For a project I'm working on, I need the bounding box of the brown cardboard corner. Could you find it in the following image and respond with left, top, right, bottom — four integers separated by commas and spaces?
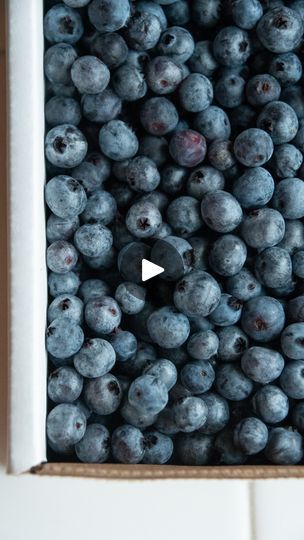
29, 462, 304, 480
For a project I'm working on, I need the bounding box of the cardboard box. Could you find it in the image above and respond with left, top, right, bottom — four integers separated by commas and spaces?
7, 0, 304, 480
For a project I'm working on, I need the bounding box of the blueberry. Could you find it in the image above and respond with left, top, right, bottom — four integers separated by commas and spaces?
187, 330, 219, 361
48, 366, 83, 403
48, 294, 83, 325
188, 237, 209, 271
215, 73, 245, 109
47, 240, 78, 274
46, 176, 87, 219
280, 360, 304, 399
209, 294, 242, 327
193, 106, 231, 142
201, 190, 242, 233
109, 330, 137, 362
166, 196, 203, 238
46, 317, 84, 359
213, 26, 251, 67
45, 96, 81, 126
272, 178, 304, 219
137, 1, 168, 31
179, 73, 213, 113
257, 101, 299, 144
174, 270, 221, 317
85, 296, 121, 335
112, 64, 147, 102
44, 43, 78, 85
197, 393, 229, 435
88, 0, 131, 33
124, 12, 162, 51
255, 247, 292, 289
44, 4, 83, 44
74, 223, 112, 258
111, 425, 145, 464
172, 396, 208, 432
191, 0, 222, 28
90, 32, 128, 69
293, 249, 304, 278
226, 268, 262, 302
128, 374, 168, 415
146, 56, 183, 95
231, 0, 263, 29
209, 234, 247, 277
214, 428, 246, 465
81, 190, 117, 227
75, 423, 110, 463
252, 385, 289, 424
234, 128, 274, 168
180, 360, 215, 394
126, 201, 162, 239
139, 135, 169, 167
232, 167, 274, 209
118, 241, 151, 283
71, 56, 110, 95
169, 129, 207, 168
188, 41, 219, 78
99, 120, 139, 161
160, 164, 187, 194
157, 26, 195, 63
115, 282, 146, 315
74, 338, 116, 378
151, 235, 193, 281
139, 190, 169, 213
147, 306, 190, 348
143, 359, 177, 390
176, 432, 213, 465
207, 140, 236, 171
125, 50, 151, 71
257, 6, 303, 53
48, 271, 80, 298
280, 84, 304, 119
119, 340, 157, 377
234, 417, 268, 455
246, 74, 281, 107
292, 402, 304, 434
278, 220, 304, 255
241, 295, 285, 342
287, 295, 304, 323
270, 144, 303, 179
126, 156, 160, 193
84, 373, 122, 415
216, 365, 253, 401
269, 52, 302, 86
45, 124, 88, 168
241, 346, 284, 384
217, 326, 249, 362
291, 0, 304, 21
265, 427, 303, 464
241, 208, 285, 249
142, 431, 173, 464
140, 97, 179, 136
78, 279, 110, 303
74, 152, 111, 193
46, 213, 80, 243
120, 399, 157, 429
47, 403, 86, 453
281, 322, 304, 359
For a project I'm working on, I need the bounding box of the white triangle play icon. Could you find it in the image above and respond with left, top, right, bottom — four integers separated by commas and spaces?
142, 259, 164, 282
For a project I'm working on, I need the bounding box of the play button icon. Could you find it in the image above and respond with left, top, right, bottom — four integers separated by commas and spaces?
142, 259, 164, 282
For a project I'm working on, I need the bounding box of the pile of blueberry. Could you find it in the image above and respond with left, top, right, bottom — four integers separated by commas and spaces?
44, 0, 304, 466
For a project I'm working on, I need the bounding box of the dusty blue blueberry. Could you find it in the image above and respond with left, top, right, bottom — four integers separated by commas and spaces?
48, 271, 80, 298
73, 152, 111, 193
115, 282, 146, 315
47, 294, 83, 325
140, 97, 179, 136
241, 346, 284, 384
124, 12, 162, 51
157, 26, 194, 63
214, 428, 246, 465
291, 0, 304, 21
188, 41, 218, 78
46, 175, 87, 219
74, 223, 112, 258
81, 190, 117, 227
292, 402, 304, 434
152, 222, 172, 240
207, 140, 236, 171
217, 326, 249, 362
172, 396, 208, 432
48, 366, 83, 404
231, 0, 263, 29
209, 234, 247, 277
257, 6, 303, 53
213, 26, 251, 67
128, 374, 168, 415
118, 241, 150, 283
174, 270, 221, 317
45, 96, 81, 126
109, 330, 137, 362
164, 0, 189, 25
216, 364, 253, 401
71, 56, 110, 95
151, 235, 193, 281
179, 73, 213, 113
167, 196, 203, 238
112, 64, 147, 102
226, 268, 262, 302
90, 32, 128, 69
46, 317, 84, 359
209, 294, 243, 327
198, 392, 229, 435
125, 50, 151, 71
180, 360, 215, 394
186, 165, 224, 200
234, 128, 274, 167
241, 296, 285, 342
118, 341, 157, 377
187, 330, 219, 361
99, 120, 139, 161
85, 296, 121, 335
215, 73, 245, 109
111, 425, 145, 464
46, 213, 79, 243
126, 201, 162, 238
137, 1, 168, 30
44, 4, 83, 44
201, 191, 242, 233
143, 359, 177, 390
88, 0, 131, 33
293, 249, 304, 278
252, 385, 289, 423
120, 399, 157, 429
47, 241, 78, 274
265, 427, 303, 464
234, 417, 268, 455
126, 156, 160, 193
75, 423, 110, 463
147, 306, 190, 348
272, 178, 304, 219
142, 431, 173, 464
45, 124, 88, 168
287, 295, 304, 323
257, 101, 299, 144
269, 52, 302, 86
160, 164, 187, 194
84, 373, 122, 415
47, 403, 86, 453
139, 191, 169, 213
241, 208, 285, 249
280, 360, 304, 399
246, 74, 281, 107
78, 279, 110, 303
193, 106, 231, 142
74, 338, 116, 378
255, 247, 292, 288
281, 323, 304, 359
154, 406, 179, 435
146, 56, 183, 95
139, 135, 169, 167
82, 88, 122, 124
191, 0, 222, 27
176, 432, 213, 465
44, 43, 78, 85
84, 248, 116, 270
293, 118, 304, 152
232, 167, 274, 209
169, 129, 207, 168
273, 144, 303, 180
